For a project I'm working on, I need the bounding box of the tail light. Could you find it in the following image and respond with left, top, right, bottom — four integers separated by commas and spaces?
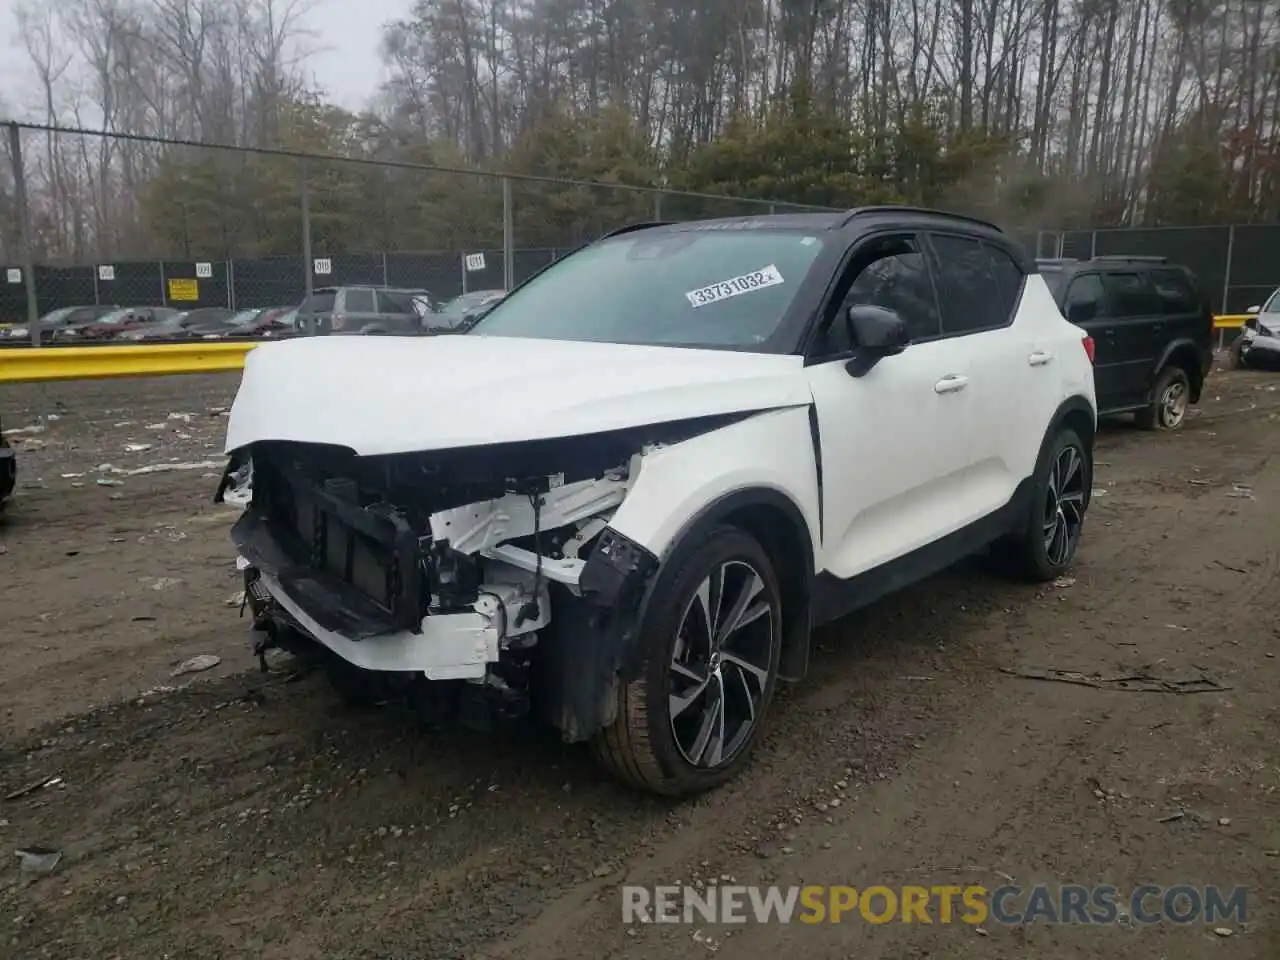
1081, 334, 1095, 363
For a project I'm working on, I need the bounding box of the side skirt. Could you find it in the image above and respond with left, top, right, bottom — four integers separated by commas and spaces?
811, 477, 1034, 628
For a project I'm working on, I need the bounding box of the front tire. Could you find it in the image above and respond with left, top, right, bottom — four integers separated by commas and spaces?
993, 428, 1090, 582
1135, 366, 1190, 430
592, 526, 783, 797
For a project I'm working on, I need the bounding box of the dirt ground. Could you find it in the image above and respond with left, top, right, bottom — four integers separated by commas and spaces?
0, 366, 1278, 960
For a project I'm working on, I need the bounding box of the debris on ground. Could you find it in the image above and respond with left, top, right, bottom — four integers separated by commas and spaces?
1052, 576, 1076, 588
15, 846, 62, 874
4, 774, 63, 802
124, 443, 153, 453
1001, 668, 1229, 694
171, 654, 222, 677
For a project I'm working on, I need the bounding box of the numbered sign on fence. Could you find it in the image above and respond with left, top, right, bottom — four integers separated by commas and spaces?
5, 268, 20, 284
98, 265, 115, 281
313, 258, 332, 275
464, 253, 486, 272
195, 262, 212, 279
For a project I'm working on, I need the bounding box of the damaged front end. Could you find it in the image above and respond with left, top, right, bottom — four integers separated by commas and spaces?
215, 424, 724, 738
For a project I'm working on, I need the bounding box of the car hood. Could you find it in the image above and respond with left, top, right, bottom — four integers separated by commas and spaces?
224, 335, 810, 456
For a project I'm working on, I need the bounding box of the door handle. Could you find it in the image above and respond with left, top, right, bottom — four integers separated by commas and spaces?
934, 374, 969, 394
1028, 351, 1054, 366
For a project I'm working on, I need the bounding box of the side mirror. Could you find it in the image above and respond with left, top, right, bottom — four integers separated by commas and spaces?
1246, 305, 1261, 314
844, 304, 909, 377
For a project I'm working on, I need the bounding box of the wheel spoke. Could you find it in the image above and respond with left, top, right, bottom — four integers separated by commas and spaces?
669, 673, 709, 720
687, 676, 724, 765
715, 570, 767, 645
722, 651, 769, 690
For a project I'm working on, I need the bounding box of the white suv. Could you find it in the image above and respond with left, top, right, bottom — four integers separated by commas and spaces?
219, 207, 1097, 796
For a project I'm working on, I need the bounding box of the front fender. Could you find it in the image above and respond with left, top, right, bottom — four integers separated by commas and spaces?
607, 406, 821, 565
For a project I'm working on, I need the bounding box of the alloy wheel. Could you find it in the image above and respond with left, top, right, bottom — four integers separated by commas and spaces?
1160, 380, 1188, 427
1043, 444, 1087, 567
667, 560, 777, 769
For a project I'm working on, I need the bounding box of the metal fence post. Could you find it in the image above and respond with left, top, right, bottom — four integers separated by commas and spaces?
502, 177, 514, 291
653, 192, 663, 221
300, 158, 314, 334
8, 122, 40, 346
460, 252, 469, 295
381, 251, 389, 288
1221, 224, 1235, 316
159, 260, 167, 306
1090, 231, 1098, 259
227, 259, 236, 310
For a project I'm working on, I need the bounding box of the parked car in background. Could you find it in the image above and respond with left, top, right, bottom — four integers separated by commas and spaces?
1037, 255, 1213, 429
1233, 287, 1280, 369
213, 306, 299, 339
118, 307, 237, 340
295, 286, 433, 335
427, 289, 506, 332
1, 305, 119, 342
0, 413, 14, 516
74, 306, 179, 341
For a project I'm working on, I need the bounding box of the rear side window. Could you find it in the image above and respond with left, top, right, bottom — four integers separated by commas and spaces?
1101, 272, 1160, 316
343, 289, 376, 312
928, 234, 1024, 335
377, 291, 416, 314
1150, 268, 1198, 315
1063, 274, 1106, 323
300, 292, 336, 312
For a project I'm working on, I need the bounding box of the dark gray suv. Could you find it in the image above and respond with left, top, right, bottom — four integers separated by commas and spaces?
295, 286, 433, 335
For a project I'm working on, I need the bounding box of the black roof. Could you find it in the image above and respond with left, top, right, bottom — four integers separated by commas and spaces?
614, 205, 1004, 237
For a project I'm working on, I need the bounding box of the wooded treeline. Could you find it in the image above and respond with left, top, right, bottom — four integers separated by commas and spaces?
2, 0, 1279, 264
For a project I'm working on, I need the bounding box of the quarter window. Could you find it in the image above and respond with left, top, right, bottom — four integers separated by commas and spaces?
929, 234, 1025, 334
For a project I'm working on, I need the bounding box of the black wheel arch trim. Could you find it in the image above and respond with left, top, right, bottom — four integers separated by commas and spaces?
600, 486, 815, 676
1152, 338, 1207, 401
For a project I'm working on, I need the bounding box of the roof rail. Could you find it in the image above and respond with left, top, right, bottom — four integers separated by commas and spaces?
598, 220, 672, 240
839, 205, 1001, 231
1091, 254, 1169, 263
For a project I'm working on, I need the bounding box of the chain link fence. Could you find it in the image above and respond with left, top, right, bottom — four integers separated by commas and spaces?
3, 122, 1278, 332
0, 123, 836, 334
1032, 227, 1276, 315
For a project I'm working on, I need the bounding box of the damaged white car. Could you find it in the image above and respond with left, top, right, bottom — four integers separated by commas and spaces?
218, 209, 1098, 796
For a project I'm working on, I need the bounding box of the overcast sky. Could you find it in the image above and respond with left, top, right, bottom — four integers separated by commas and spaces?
0, 0, 410, 119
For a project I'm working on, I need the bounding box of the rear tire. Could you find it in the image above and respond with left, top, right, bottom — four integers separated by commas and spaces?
1135, 366, 1190, 430
992, 428, 1090, 582
592, 525, 783, 797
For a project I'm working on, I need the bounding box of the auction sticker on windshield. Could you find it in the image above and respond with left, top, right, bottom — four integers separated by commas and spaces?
685, 265, 784, 308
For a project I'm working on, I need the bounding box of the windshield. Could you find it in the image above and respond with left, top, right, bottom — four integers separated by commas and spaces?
37, 308, 73, 326
95, 309, 131, 324
1262, 290, 1280, 314
227, 310, 261, 326
468, 229, 825, 349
